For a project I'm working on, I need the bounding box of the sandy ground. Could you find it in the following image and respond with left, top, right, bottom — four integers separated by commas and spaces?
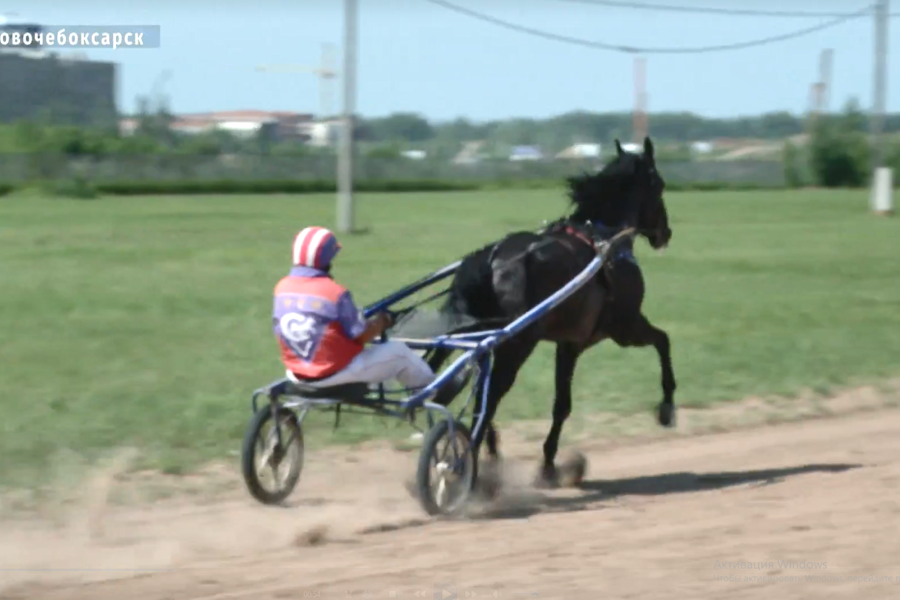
3, 386, 900, 600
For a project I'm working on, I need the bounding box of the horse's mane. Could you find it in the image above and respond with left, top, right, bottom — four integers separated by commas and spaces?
564, 152, 642, 225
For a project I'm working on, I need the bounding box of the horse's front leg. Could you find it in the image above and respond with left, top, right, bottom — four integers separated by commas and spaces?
611, 313, 676, 427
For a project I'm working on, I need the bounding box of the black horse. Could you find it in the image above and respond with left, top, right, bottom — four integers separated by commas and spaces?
426, 136, 675, 487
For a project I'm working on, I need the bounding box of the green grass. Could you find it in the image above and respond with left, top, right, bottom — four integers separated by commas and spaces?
1, 189, 899, 487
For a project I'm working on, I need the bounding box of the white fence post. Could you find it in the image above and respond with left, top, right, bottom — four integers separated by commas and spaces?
871, 167, 894, 215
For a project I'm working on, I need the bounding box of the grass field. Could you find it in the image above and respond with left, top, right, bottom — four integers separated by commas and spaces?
1, 189, 899, 488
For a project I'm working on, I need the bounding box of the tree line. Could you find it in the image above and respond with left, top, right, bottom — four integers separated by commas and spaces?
4, 93, 897, 157
1, 95, 898, 192
356, 98, 900, 149
784, 101, 899, 188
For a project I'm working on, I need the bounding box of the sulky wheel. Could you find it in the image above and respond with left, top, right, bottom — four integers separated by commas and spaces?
241, 402, 304, 505
415, 418, 476, 516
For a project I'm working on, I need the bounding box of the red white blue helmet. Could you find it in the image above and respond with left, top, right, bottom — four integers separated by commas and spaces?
292, 226, 341, 270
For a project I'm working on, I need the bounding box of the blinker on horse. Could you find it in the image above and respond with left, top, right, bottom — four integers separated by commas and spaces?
427, 136, 675, 487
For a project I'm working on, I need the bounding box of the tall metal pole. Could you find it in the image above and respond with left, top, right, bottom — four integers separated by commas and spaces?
819, 48, 833, 114
337, 0, 357, 234
872, 0, 889, 170
633, 56, 647, 143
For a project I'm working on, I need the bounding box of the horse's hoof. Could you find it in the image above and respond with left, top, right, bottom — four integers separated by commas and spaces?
476, 459, 503, 500
658, 402, 676, 427
558, 451, 588, 488
534, 464, 560, 489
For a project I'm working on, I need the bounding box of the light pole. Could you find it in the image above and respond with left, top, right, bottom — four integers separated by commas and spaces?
871, 0, 893, 215
336, 0, 358, 234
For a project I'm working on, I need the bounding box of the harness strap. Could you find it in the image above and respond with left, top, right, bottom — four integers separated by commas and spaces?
555, 222, 638, 266
562, 225, 595, 251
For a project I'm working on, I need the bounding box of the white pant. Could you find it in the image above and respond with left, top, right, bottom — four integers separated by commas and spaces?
287, 341, 436, 390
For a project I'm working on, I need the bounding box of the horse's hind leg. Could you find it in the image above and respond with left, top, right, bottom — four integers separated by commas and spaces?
426, 346, 454, 378
538, 342, 582, 487
426, 328, 506, 453
611, 313, 676, 427
429, 345, 500, 454
426, 346, 456, 407
485, 423, 500, 458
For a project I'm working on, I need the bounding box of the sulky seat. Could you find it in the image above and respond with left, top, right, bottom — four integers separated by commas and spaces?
274, 379, 371, 402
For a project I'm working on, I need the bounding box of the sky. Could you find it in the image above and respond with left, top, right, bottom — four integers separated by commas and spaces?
5, 0, 899, 122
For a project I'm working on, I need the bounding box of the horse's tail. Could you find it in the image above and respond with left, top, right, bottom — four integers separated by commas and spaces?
438, 239, 505, 327
491, 241, 535, 320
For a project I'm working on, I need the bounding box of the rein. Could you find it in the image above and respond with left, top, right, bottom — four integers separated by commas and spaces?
387, 232, 561, 322
386, 221, 637, 325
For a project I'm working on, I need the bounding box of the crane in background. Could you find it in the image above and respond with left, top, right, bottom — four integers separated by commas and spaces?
255, 43, 338, 119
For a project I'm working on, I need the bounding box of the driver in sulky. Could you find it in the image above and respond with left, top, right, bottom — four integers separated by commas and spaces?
272, 226, 436, 392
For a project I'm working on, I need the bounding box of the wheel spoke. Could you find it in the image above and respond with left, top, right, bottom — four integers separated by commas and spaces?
434, 461, 450, 507
280, 426, 301, 453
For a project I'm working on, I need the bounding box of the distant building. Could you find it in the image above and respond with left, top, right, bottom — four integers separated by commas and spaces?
401, 150, 427, 160
453, 140, 486, 165
168, 116, 216, 136
0, 16, 117, 125
0, 14, 43, 55
210, 111, 278, 137
303, 119, 340, 146
118, 118, 139, 136
509, 145, 542, 161
556, 143, 602, 159
690, 141, 714, 154
199, 110, 312, 139
121, 110, 315, 141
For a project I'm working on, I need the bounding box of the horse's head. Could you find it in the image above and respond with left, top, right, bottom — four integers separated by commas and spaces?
627, 137, 671, 249
566, 136, 671, 250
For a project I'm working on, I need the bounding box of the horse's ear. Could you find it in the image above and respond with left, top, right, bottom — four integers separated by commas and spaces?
615, 138, 624, 157
643, 136, 654, 160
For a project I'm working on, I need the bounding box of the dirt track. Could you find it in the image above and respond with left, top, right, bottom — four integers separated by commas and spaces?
3, 397, 900, 600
